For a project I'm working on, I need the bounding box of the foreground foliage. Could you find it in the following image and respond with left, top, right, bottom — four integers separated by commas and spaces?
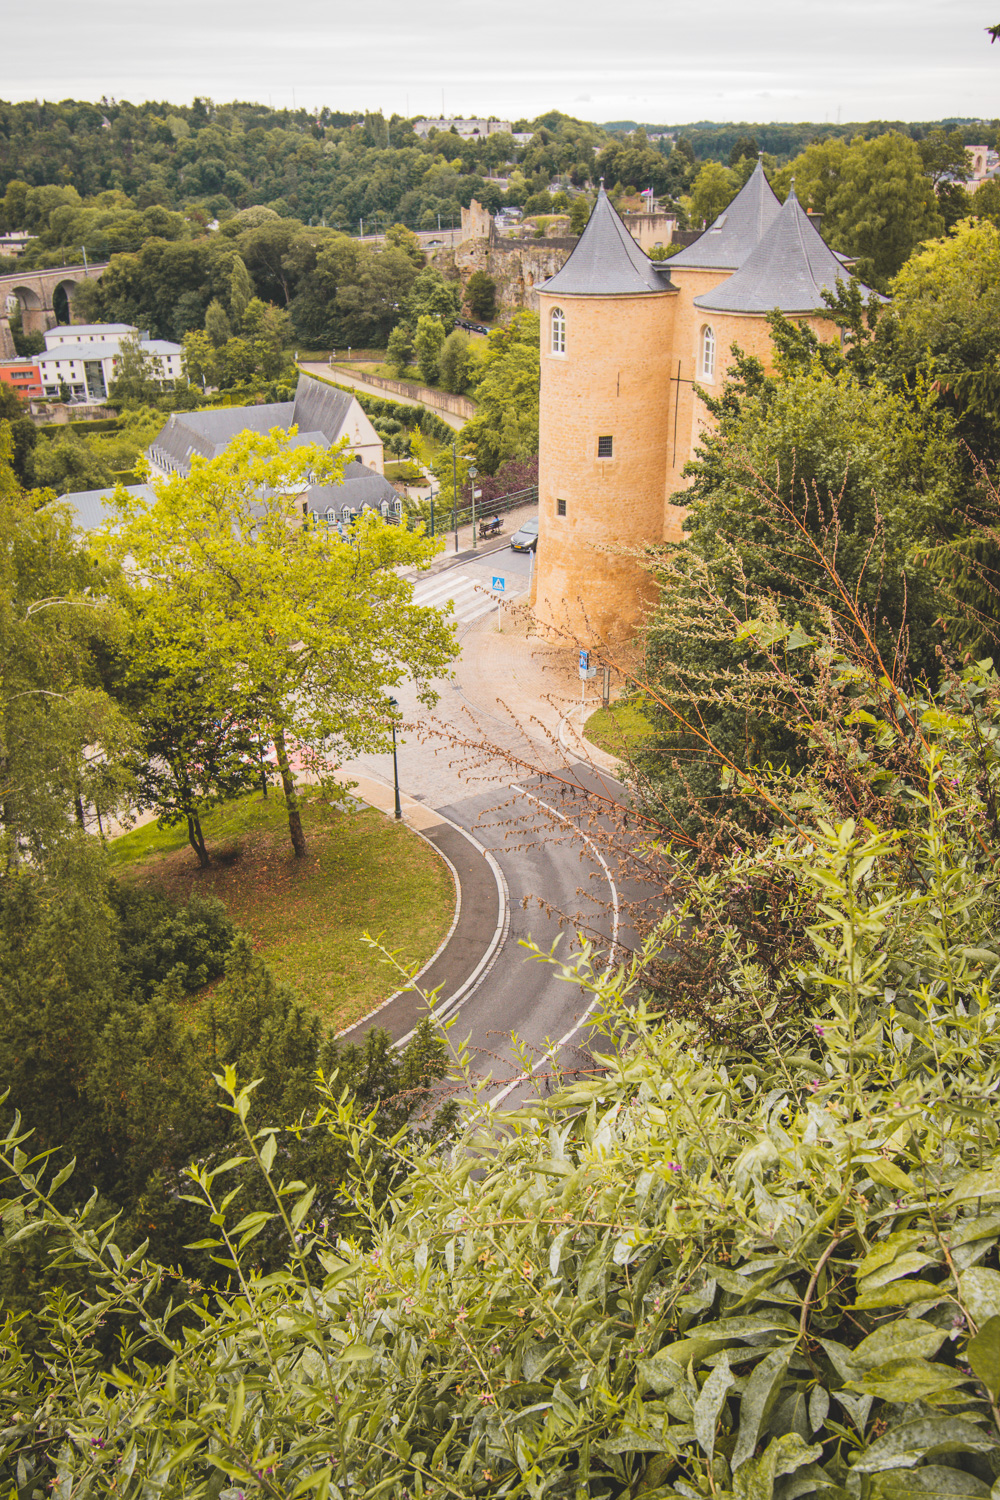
7, 646, 1000, 1496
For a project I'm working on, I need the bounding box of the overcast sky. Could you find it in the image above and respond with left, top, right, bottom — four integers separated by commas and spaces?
5, 0, 998, 126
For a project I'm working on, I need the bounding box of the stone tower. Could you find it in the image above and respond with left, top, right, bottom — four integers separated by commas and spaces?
534, 186, 677, 644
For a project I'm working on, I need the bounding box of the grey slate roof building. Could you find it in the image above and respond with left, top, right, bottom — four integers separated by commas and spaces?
309, 457, 400, 514
147, 377, 370, 478
539, 185, 675, 297
694, 187, 880, 316
667, 158, 781, 272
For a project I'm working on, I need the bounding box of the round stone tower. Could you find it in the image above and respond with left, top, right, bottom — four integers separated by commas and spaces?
534, 186, 677, 644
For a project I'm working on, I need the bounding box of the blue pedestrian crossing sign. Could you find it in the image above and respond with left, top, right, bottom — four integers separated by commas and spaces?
492, 575, 505, 592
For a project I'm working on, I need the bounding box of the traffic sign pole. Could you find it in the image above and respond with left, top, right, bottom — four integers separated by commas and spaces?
492, 575, 505, 632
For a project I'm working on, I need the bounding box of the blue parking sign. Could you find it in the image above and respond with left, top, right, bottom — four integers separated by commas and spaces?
579, 650, 589, 672
492, 576, 505, 592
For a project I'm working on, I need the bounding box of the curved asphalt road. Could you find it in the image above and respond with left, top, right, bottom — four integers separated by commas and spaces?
338, 543, 635, 1102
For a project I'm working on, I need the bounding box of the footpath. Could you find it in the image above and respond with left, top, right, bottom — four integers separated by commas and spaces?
298, 361, 466, 432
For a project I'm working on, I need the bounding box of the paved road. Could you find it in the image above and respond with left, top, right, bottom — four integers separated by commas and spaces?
341, 536, 633, 1103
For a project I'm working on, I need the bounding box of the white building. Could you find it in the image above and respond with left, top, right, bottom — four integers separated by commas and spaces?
43, 323, 138, 349
413, 117, 512, 140
38, 326, 182, 402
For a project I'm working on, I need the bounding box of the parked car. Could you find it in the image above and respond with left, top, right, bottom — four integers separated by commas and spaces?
510, 517, 539, 553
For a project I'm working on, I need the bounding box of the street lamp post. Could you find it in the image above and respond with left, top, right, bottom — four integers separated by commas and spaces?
452, 439, 459, 552
469, 466, 479, 550
389, 696, 402, 819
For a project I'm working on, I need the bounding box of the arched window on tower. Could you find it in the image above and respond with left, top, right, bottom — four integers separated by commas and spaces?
551, 306, 566, 355
700, 324, 716, 382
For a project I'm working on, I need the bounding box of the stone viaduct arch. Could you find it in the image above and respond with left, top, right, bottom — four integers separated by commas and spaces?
0, 261, 109, 341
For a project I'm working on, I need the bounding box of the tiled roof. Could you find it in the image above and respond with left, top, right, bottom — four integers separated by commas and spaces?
539, 186, 675, 297
694, 188, 882, 315
668, 158, 781, 271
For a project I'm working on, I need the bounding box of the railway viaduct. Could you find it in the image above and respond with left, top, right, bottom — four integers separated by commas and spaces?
0, 262, 109, 357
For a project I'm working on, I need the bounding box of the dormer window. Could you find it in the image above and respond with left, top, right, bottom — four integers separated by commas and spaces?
700, 325, 716, 382
550, 306, 566, 355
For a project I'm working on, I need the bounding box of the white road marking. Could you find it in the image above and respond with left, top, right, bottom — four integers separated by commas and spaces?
412, 570, 526, 627
489, 783, 621, 1109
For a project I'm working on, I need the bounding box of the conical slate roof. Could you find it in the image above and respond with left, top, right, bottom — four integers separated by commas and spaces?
693, 187, 879, 315
539, 185, 674, 297
668, 157, 781, 271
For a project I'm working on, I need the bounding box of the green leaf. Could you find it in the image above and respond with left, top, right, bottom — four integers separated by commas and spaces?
852, 1417, 997, 1474
229, 1379, 244, 1442
856, 1232, 925, 1280
733, 1433, 823, 1500
848, 1357, 972, 1404
260, 1133, 277, 1173
849, 1318, 947, 1370
961, 1268, 1000, 1326
731, 1346, 792, 1472
857, 1251, 937, 1292
946, 1168, 1000, 1208
855, 1279, 943, 1310
874, 1468, 991, 1497
338, 1342, 375, 1362
967, 1315, 1000, 1400
693, 1352, 733, 1461
290, 1185, 316, 1231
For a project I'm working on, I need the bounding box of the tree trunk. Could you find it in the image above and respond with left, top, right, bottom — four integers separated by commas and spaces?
273, 726, 307, 858
186, 812, 210, 868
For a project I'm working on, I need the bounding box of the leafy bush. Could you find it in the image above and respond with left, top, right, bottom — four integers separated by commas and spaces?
9, 645, 1000, 1496
108, 882, 236, 999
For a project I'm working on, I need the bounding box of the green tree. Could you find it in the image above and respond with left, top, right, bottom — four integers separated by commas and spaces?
103, 429, 457, 858
569, 194, 591, 234
688, 161, 737, 228
114, 615, 269, 867
383, 221, 424, 266
728, 133, 759, 167
404, 265, 461, 326
465, 269, 497, 320
0, 427, 133, 861
204, 297, 231, 348
826, 131, 943, 286
413, 314, 445, 384
385, 323, 412, 376
229, 253, 255, 328
438, 329, 473, 393
644, 351, 957, 831
108, 335, 167, 407
461, 312, 540, 474
181, 328, 217, 387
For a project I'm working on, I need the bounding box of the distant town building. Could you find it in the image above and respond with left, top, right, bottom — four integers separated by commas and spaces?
36, 324, 182, 401
413, 117, 512, 140
43, 323, 137, 348
0, 356, 43, 399
966, 144, 1000, 188
0, 231, 33, 259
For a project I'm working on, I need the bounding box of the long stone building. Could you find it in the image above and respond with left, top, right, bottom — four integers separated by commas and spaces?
532, 162, 876, 643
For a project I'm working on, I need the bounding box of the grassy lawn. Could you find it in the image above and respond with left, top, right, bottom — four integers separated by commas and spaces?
109, 791, 454, 1033
385, 459, 425, 483
583, 700, 657, 760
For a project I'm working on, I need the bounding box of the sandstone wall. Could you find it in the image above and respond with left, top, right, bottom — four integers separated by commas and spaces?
534, 287, 678, 644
